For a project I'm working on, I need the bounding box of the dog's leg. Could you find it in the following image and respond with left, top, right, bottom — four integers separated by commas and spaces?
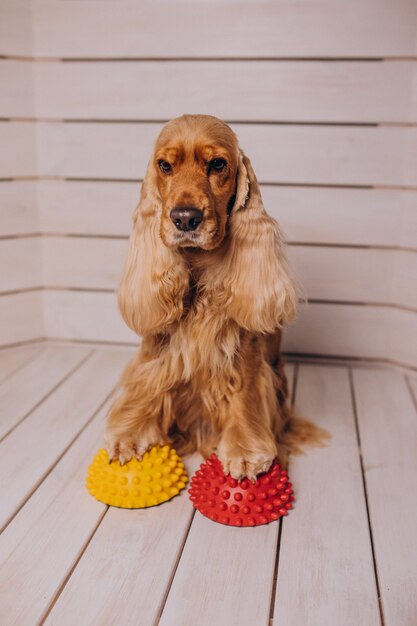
214, 339, 280, 482
104, 337, 176, 464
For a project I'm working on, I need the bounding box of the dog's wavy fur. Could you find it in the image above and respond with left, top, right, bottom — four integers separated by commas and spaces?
105, 114, 323, 480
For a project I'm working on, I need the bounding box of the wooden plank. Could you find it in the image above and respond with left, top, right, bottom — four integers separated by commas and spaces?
42, 236, 127, 291
0, 182, 38, 237
42, 290, 417, 367
0, 351, 132, 626
407, 375, 417, 404
0, 401, 109, 626
43, 289, 137, 344
159, 365, 294, 626
38, 180, 417, 249
0, 344, 41, 385
32, 0, 417, 58
34, 60, 417, 123
0, 237, 42, 293
38, 180, 136, 237
283, 302, 417, 369
289, 247, 417, 310
37, 122, 417, 186
0, 60, 34, 118
43, 455, 201, 626
0, 122, 36, 178
42, 237, 417, 310
353, 368, 417, 626
274, 365, 380, 626
0, 2, 33, 57
0, 291, 43, 346
0, 349, 130, 530
0, 345, 90, 440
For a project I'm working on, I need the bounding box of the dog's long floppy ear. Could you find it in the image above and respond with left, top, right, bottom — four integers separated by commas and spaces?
222, 150, 299, 333
118, 160, 189, 335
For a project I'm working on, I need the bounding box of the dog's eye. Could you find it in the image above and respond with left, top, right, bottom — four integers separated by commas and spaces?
209, 158, 227, 173
158, 160, 172, 174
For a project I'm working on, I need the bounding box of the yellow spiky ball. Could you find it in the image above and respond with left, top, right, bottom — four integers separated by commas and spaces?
86, 445, 188, 509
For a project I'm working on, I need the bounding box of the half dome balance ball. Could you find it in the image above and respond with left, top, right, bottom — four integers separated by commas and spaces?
189, 453, 294, 527
86, 445, 188, 509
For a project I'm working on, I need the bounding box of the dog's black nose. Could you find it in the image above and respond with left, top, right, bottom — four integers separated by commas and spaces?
170, 207, 203, 231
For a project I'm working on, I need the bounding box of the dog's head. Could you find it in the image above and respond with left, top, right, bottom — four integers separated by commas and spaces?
119, 114, 298, 336
152, 114, 239, 250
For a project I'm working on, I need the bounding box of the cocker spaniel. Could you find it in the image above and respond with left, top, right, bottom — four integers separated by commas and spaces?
105, 114, 312, 481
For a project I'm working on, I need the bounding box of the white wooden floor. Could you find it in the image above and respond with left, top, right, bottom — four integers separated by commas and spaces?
0, 342, 416, 626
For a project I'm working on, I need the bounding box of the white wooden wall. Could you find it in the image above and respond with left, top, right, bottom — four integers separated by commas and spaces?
1, 0, 417, 368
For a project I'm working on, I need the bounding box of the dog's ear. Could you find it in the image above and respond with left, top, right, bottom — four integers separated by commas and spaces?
118, 160, 189, 335
220, 150, 299, 333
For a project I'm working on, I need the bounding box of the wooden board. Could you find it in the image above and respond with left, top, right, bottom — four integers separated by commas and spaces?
159, 365, 294, 626
0, 60, 34, 118
274, 365, 380, 626
0, 400, 110, 626
0, 291, 43, 345
283, 302, 417, 369
37, 180, 417, 249
41, 236, 417, 310
0, 344, 40, 385
43, 455, 201, 626
353, 368, 417, 626
37, 122, 417, 186
0, 122, 36, 179
29, 60, 417, 123
31, 0, 417, 58
0, 349, 128, 531
0, 237, 42, 293
0, 182, 38, 237
41, 289, 417, 367
43, 289, 138, 345
0, 3, 33, 57
0, 345, 90, 440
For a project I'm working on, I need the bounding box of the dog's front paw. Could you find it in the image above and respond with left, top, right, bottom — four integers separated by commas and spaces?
104, 424, 165, 465
217, 439, 277, 482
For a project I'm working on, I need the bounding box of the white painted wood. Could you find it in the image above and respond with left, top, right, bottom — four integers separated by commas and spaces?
43, 289, 137, 344
38, 180, 417, 249
44, 455, 201, 626
41, 236, 417, 310
407, 374, 417, 404
0, 344, 41, 385
0, 345, 90, 440
42, 290, 417, 367
42, 236, 127, 291
33, 60, 417, 123
0, 349, 129, 530
0, 60, 35, 118
0, 291, 43, 345
353, 368, 417, 626
37, 122, 417, 186
283, 302, 417, 369
0, 122, 36, 178
159, 365, 294, 626
0, 237, 42, 293
0, 182, 38, 236
38, 180, 137, 237
32, 0, 417, 58
274, 365, 380, 626
0, 351, 132, 626
289, 246, 417, 310
0, 2, 33, 57
161, 515, 278, 626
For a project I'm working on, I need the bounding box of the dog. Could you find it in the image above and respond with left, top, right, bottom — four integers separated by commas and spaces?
104, 114, 315, 481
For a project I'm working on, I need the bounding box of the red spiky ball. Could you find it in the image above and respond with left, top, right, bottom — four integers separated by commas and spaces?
189, 453, 294, 527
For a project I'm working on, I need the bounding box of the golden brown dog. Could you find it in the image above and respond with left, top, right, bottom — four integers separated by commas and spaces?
104, 114, 313, 481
